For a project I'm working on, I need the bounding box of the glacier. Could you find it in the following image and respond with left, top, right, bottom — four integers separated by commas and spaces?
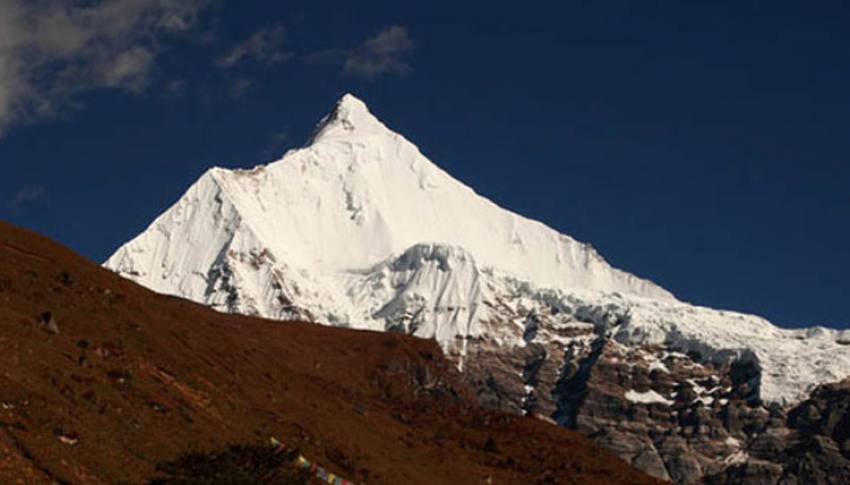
105, 93, 850, 406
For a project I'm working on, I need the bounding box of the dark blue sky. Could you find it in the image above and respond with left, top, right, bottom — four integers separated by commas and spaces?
1, 1, 848, 328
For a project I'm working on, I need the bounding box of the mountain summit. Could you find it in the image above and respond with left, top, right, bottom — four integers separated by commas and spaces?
310, 93, 390, 142
106, 93, 671, 337
106, 94, 850, 482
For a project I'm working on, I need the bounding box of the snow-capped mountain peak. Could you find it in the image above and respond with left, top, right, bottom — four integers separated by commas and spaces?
310, 93, 391, 143
106, 94, 850, 411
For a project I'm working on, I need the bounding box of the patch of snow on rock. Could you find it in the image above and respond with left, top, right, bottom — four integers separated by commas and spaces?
625, 389, 673, 406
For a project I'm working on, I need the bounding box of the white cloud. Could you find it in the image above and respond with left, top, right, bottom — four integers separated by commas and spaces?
304, 25, 415, 81
215, 25, 291, 68
343, 25, 414, 80
7, 184, 48, 214
0, 0, 210, 136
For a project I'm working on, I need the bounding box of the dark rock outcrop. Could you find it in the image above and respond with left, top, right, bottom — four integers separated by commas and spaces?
462, 312, 850, 484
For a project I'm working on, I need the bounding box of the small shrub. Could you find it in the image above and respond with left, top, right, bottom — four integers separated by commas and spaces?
483, 436, 499, 453
149, 444, 310, 484
58, 271, 74, 286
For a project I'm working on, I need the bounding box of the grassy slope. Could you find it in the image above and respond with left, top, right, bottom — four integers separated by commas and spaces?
0, 221, 661, 484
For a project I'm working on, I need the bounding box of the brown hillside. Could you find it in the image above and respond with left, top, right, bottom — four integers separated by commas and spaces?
0, 221, 661, 484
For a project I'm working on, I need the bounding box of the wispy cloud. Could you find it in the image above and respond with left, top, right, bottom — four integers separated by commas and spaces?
7, 184, 49, 214
215, 25, 292, 68
261, 129, 290, 159
305, 25, 414, 81
343, 25, 414, 80
163, 78, 188, 98
229, 77, 253, 98
0, 0, 211, 137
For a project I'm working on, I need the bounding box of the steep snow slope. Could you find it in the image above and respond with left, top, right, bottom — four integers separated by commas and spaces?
106, 94, 850, 407
106, 94, 669, 325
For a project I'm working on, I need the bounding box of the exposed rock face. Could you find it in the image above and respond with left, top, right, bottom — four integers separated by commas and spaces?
462, 309, 850, 484
705, 379, 850, 484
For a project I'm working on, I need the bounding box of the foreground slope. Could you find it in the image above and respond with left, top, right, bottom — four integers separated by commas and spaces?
0, 221, 659, 484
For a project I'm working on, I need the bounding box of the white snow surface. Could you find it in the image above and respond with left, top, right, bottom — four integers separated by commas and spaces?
105, 93, 850, 407
625, 389, 673, 406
